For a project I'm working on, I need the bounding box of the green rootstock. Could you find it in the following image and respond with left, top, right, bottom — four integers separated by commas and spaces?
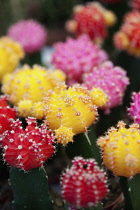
128, 174, 140, 210
9, 167, 53, 210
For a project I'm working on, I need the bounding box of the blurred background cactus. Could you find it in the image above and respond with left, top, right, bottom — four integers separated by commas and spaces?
1, 0, 140, 210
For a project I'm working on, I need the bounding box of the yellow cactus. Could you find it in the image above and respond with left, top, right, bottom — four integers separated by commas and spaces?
43, 84, 98, 136
0, 46, 19, 82
97, 121, 140, 178
90, 87, 108, 108
2, 64, 66, 105
17, 99, 33, 117
32, 102, 45, 119
0, 36, 25, 59
55, 126, 74, 145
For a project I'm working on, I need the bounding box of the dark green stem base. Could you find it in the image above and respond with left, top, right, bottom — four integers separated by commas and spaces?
128, 174, 140, 210
9, 167, 53, 210
119, 176, 134, 210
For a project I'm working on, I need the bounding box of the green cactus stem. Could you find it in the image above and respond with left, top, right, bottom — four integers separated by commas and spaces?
127, 174, 140, 210
119, 176, 134, 210
66, 125, 101, 165
64, 201, 102, 210
9, 167, 53, 210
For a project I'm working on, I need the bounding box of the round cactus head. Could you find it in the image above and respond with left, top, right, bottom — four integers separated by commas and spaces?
61, 156, 108, 208
97, 121, 140, 177
8, 19, 47, 54
2, 117, 55, 171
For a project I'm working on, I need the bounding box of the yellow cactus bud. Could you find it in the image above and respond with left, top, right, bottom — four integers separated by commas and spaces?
90, 87, 108, 108
103, 11, 117, 27
44, 84, 98, 135
0, 47, 19, 82
0, 36, 25, 59
52, 69, 66, 82
2, 64, 66, 105
17, 99, 33, 117
55, 126, 74, 145
97, 121, 140, 178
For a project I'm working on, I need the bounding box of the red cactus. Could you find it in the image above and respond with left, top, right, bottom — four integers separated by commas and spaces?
74, 5, 107, 42
0, 95, 17, 135
61, 157, 108, 208
2, 117, 55, 171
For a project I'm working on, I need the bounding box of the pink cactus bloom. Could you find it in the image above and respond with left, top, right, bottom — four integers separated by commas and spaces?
8, 19, 47, 54
52, 35, 108, 84
128, 92, 140, 124
83, 61, 129, 113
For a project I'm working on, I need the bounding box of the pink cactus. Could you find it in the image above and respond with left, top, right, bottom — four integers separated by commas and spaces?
52, 35, 108, 84
8, 19, 47, 54
128, 92, 140, 124
83, 61, 129, 113
2, 117, 55, 171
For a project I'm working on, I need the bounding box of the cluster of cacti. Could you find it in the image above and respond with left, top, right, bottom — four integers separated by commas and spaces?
1, 0, 140, 210
66, 1, 116, 43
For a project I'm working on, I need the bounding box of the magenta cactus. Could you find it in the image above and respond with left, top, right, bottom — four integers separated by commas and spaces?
52, 35, 108, 84
8, 19, 47, 54
128, 92, 140, 124
83, 61, 129, 113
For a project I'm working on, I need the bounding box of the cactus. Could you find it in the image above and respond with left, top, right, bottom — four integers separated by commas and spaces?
52, 35, 108, 84
83, 61, 129, 114
114, 11, 140, 57
2, 117, 55, 171
1, 64, 66, 118
61, 157, 108, 209
66, 1, 116, 43
97, 121, 140, 209
128, 92, 140, 124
